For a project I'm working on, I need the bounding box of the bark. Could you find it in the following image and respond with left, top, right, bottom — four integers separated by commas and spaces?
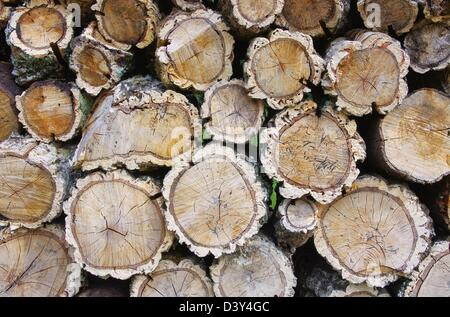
0, 62, 21, 142
423, 0, 450, 22
171, 0, 204, 11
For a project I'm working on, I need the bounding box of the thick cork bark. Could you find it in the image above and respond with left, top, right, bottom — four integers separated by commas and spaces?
156, 9, 235, 92
0, 62, 21, 142
314, 175, 434, 287
244, 29, 325, 110
372, 89, 450, 184
0, 225, 82, 297
72, 76, 202, 171
261, 100, 366, 204
201, 79, 265, 144
64, 170, 173, 280
130, 258, 214, 297
162, 144, 268, 258
210, 235, 296, 297
171, 0, 204, 11
423, 0, 450, 22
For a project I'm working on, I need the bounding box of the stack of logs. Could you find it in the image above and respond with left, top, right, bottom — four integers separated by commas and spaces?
0, 0, 449, 297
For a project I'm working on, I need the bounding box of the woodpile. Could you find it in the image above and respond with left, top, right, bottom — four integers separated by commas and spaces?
0, 0, 448, 298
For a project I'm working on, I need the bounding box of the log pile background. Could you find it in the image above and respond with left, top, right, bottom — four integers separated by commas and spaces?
0, 0, 449, 297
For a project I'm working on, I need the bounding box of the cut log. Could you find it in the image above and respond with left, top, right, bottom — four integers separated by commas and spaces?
171, 0, 204, 11
261, 100, 366, 204
130, 258, 213, 297
64, 170, 173, 279
404, 20, 450, 74
275, 0, 350, 37
210, 235, 296, 297
72, 76, 202, 171
323, 31, 410, 116
442, 67, 450, 94
244, 29, 325, 110
357, 0, 418, 35
156, 9, 235, 91
5, 1, 74, 85
403, 241, 450, 297
69, 22, 133, 96
0, 62, 21, 142
92, 0, 160, 50
162, 144, 268, 258
0, 225, 82, 297
218, 0, 284, 36
314, 175, 434, 287
371, 89, 450, 184
423, 0, 450, 22
201, 79, 265, 144
0, 137, 66, 229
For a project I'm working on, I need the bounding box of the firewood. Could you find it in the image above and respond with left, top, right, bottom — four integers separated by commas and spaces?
244, 29, 324, 110
201, 79, 265, 144
72, 76, 201, 171
131, 258, 213, 297
314, 175, 434, 287
0, 225, 82, 297
156, 9, 235, 91
323, 31, 410, 116
423, 0, 450, 22
0, 62, 21, 142
64, 170, 173, 279
171, 0, 204, 11
371, 89, 450, 184
162, 144, 268, 258
261, 100, 366, 204
210, 235, 296, 297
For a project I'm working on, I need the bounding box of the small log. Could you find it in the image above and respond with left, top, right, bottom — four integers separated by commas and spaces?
0, 137, 66, 229
70, 22, 133, 96
72, 76, 202, 171
0, 62, 21, 142
171, 0, 204, 11
0, 225, 82, 297
210, 235, 296, 297
201, 79, 265, 144
156, 9, 235, 91
64, 170, 173, 279
314, 175, 434, 287
404, 20, 450, 74
371, 89, 450, 184
92, 0, 160, 50
275, 0, 350, 37
261, 100, 366, 204
162, 144, 268, 258
403, 241, 450, 297
442, 66, 450, 94
423, 0, 450, 22
244, 29, 324, 110
357, 0, 418, 35
131, 258, 214, 297
323, 31, 410, 116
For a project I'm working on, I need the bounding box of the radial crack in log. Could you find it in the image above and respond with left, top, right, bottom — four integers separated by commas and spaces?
0, 62, 21, 142
171, 0, 205, 11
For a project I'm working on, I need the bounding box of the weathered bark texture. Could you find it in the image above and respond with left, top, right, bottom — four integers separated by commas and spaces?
171, 0, 204, 11
423, 0, 450, 22
0, 62, 21, 142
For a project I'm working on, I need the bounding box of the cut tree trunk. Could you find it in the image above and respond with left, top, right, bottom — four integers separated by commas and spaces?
210, 235, 296, 297
5, 1, 74, 85
70, 22, 133, 96
16, 80, 93, 143
275, 0, 350, 37
371, 89, 450, 184
64, 170, 173, 280
162, 144, 268, 258
0, 137, 66, 229
201, 79, 265, 144
0, 62, 21, 142
323, 31, 410, 116
314, 175, 434, 287
357, 0, 418, 35
92, 0, 160, 50
156, 9, 235, 91
423, 0, 450, 22
72, 76, 202, 171
404, 20, 450, 74
130, 258, 214, 297
261, 100, 366, 204
171, 0, 204, 11
244, 29, 324, 110
0, 225, 82, 297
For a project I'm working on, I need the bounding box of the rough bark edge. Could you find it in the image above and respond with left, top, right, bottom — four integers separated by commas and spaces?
0, 136, 66, 230
162, 143, 268, 258
210, 234, 297, 297
423, 0, 450, 22
314, 174, 434, 287
330, 283, 390, 297
171, 0, 205, 11
277, 198, 318, 234
156, 9, 235, 92
201, 79, 265, 144
260, 100, 367, 204
245, 29, 325, 110
130, 258, 214, 297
